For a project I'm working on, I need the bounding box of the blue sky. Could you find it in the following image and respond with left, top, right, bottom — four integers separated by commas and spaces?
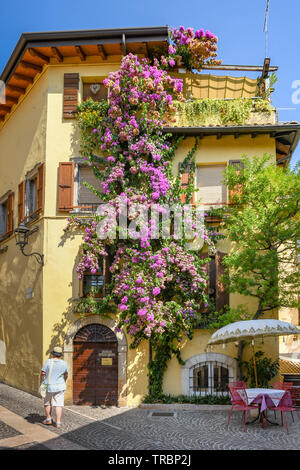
1, 0, 299, 167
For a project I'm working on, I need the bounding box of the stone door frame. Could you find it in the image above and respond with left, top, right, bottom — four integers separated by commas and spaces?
63, 315, 127, 406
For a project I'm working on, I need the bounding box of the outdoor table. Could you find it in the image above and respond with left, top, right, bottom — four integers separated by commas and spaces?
237, 388, 292, 427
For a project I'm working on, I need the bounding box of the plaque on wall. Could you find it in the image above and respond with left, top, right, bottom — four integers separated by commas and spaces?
101, 357, 113, 366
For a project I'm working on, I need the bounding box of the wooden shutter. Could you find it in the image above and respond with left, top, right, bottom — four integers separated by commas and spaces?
215, 251, 229, 312
228, 160, 244, 203
18, 181, 25, 224
79, 166, 103, 205
196, 165, 227, 205
63, 73, 79, 119
199, 252, 210, 312
178, 162, 192, 203
36, 163, 45, 213
7, 192, 14, 233
58, 162, 74, 211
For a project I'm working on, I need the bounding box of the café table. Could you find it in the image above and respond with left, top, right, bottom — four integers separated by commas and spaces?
237, 388, 292, 427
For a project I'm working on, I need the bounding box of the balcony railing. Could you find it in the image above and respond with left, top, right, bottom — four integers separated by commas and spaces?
169, 97, 275, 128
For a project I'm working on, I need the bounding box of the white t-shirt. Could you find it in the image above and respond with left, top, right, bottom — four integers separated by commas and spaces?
41, 358, 68, 393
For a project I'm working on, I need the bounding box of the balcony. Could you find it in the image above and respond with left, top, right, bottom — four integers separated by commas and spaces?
170, 97, 275, 128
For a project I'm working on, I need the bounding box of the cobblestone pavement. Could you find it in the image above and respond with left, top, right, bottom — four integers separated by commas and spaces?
1, 383, 300, 450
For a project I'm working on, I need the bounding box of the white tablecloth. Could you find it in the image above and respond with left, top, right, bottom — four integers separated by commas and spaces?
238, 388, 285, 408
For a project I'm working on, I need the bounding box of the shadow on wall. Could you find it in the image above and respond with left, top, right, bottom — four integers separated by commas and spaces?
0, 229, 44, 393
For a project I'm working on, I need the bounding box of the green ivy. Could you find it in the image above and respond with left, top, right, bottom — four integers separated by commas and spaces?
142, 393, 231, 405
174, 98, 273, 127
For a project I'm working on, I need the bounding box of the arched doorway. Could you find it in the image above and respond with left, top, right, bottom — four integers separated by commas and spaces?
73, 323, 118, 405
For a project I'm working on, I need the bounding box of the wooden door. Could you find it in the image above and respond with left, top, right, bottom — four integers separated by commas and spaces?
73, 324, 118, 405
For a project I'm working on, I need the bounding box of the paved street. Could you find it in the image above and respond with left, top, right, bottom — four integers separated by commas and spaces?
0, 383, 300, 450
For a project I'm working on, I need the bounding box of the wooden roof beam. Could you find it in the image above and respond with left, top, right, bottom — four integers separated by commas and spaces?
143, 41, 150, 57
14, 73, 34, 84
97, 44, 107, 60
51, 46, 64, 62
5, 96, 19, 104
28, 48, 50, 63
7, 84, 26, 94
75, 45, 86, 61
0, 104, 11, 112
261, 57, 270, 79
201, 63, 278, 72
20, 61, 43, 73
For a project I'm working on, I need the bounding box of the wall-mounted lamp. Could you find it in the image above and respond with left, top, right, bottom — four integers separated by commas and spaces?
14, 221, 44, 266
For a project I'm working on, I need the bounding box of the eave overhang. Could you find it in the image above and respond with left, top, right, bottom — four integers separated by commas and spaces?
0, 26, 170, 123
163, 123, 300, 166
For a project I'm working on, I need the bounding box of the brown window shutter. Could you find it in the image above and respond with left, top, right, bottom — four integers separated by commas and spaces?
18, 181, 25, 224
228, 160, 244, 203
36, 163, 45, 213
215, 251, 229, 312
7, 192, 14, 233
63, 73, 79, 119
79, 166, 103, 206
178, 162, 191, 203
199, 252, 210, 312
58, 162, 74, 211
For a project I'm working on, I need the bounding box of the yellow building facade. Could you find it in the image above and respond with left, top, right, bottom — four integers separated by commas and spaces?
0, 27, 299, 406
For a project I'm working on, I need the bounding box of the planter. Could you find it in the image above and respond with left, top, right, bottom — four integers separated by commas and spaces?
85, 293, 103, 299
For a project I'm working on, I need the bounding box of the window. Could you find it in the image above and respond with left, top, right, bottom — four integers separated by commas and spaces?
190, 360, 232, 396
81, 255, 111, 298
0, 192, 14, 241
77, 165, 104, 211
196, 164, 227, 207
18, 164, 44, 223
58, 161, 104, 213
82, 82, 108, 102
25, 176, 37, 218
0, 200, 8, 236
198, 251, 229, 317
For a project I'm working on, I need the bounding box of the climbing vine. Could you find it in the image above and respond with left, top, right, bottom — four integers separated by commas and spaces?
174, 98, 273, 127
65, 28, 225, 397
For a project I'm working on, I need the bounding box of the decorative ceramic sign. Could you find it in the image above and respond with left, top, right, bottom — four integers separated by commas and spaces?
90, 84, 101, 95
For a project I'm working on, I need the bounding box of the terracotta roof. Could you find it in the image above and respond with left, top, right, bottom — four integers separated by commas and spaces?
0, 26, 169, 123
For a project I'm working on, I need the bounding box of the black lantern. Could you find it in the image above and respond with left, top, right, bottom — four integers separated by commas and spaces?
14, 221, 30, 248
14, 222, 44, 266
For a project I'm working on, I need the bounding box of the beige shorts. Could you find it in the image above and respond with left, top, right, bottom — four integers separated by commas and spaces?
44, 390, 65, 407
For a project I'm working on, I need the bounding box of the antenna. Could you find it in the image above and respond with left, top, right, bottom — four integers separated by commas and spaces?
264, 0, 271, 58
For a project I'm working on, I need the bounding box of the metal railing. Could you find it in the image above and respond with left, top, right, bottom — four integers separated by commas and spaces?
189, 361, 232, 396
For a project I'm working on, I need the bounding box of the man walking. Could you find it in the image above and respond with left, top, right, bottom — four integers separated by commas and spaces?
40, 346, 68, 429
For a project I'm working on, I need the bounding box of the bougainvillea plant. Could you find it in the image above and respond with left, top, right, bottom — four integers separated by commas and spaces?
157, 26, 222, 72
65, 29, 222, 395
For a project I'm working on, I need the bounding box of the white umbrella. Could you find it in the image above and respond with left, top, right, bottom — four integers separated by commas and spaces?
207, 319, 300, 387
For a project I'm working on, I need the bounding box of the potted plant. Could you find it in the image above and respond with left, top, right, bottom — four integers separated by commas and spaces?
85, 286, 103, 299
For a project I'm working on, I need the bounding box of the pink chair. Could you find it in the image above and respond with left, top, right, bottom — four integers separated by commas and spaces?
290, 388, 300, 421
227, 385, 259, 432
228, 381, 247, 388
273, 381, 293, 391
268, 390, 299, 434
